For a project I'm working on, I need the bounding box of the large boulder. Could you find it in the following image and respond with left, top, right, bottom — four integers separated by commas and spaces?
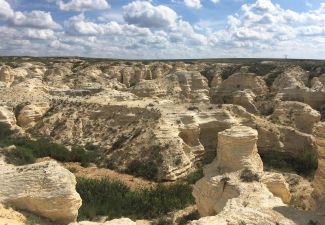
0, 160, 82, 224
17, 102, 49, 129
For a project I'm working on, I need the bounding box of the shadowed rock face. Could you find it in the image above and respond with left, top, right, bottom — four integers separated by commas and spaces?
0, 160, 82, 224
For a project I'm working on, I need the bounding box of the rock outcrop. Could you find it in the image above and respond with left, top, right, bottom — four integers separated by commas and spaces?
0, 160, 82, 224
192, 126, 296, 225
261, 172, 291, 204
0, 106, 21, 137
0, 65, 14, 87
312, 122, 325, 209
211, 73, 267, 113
17, 102, 49, 129
271, 101, 321, 133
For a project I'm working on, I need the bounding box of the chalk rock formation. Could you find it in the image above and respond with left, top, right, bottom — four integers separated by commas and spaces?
0, 161, 82, 224
17, 102, 50, 129
211, 73, 267, 112
209, 126, 263, 174
261, 172, 291, 204
130, 79, 167, 97
0, 106, 21, 136
271, 101, 321, 133
272, 66, 309, 91
0, 203, 26, 225
69, 218, 136, 225
313, 122, 325, 209
166, 71, 209, 102
192, 126, 295, 225
0, 65, 14, 87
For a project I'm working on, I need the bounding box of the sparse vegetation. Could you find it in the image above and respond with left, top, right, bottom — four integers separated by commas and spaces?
185, 168, 204, 184
240, 168, 260, 182
1, 138, 95, 166
248, 63, 276, 76
76, 177, 195, 220
126, 160, 158, 181
25, 215, 40, 225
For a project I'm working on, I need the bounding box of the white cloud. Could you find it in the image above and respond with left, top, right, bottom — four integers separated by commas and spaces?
0, 0, 14, 20
210, 0, 220, 4
58, 0, 110, 11
123, 1, 178, 28
10, 11, 61, 29
184, 0, 202, 9
209, 0, 325, 51
64, 13, 152, 37
24, 29, 56, 40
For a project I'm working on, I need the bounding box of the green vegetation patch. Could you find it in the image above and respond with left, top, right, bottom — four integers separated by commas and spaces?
126, 160, 159, 181
1, 138, 95, 167
261, 150, 318, 176
76, 177, 195, 220
185, 168, 204, 184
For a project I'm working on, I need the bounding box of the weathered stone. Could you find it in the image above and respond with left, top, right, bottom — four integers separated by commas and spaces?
0, 161, 82, 224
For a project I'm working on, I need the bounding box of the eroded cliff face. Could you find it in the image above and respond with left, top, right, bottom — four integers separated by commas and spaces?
0, 58, 324, 224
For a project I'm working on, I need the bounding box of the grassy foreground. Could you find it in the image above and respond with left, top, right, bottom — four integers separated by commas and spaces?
76, 177, 195, 220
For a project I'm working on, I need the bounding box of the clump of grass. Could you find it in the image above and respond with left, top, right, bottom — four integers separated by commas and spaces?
185, 169, 204, 184
240, 168, 260, 182
126, 160, 158, 181
76, 177, 195, 220
1, 138, 95, 167
25, 215, 40, 225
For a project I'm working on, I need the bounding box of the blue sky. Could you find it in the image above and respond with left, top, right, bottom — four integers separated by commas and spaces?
0, 0, 324, 59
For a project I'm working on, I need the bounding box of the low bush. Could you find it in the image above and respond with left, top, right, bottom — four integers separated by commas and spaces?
76, 178, 195, 220
1, 138, 94, 166
126, 160, 158, 181
5, 146, 35, 166
25, 215, 40, 225
185, 169, 203, 184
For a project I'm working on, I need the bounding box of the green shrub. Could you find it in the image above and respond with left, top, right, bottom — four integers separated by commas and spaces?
5, 146, 35, 165
1, 138, 94, 167
25, 215, 40, 225
76, 178, 195, 220
126, 160, 158, 181
185, 169, 203, 184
